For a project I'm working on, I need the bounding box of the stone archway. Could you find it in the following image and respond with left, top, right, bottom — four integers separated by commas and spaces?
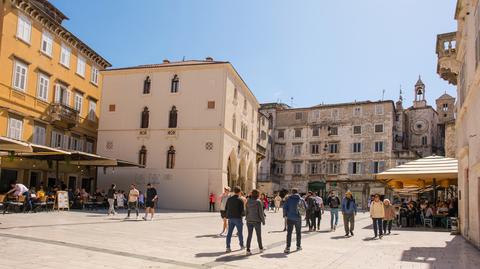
246, 161, 254, 194
227, 151, 238, 188
238, 158, 247, 192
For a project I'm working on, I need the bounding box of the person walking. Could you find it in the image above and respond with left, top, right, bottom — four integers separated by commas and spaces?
383, 199, 395, 235
341, 190, 357, 237
219, 187, 231, 235
126, 184, 139, 219
107, 184, 116, 216
245, 189, 265, 255
283, 188, 306, 253
225, 186, 245, 253
143, 183, 158, 221
370, 194, 385, 239
326, 191, 341, 231
274, 193, 282, 213
209, 192, 216, 212
313, 192, 324, 230
138, 191, 145, 209
305, 192, 318, 232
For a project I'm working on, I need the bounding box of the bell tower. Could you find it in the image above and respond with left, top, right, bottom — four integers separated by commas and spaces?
436, 93, 456, 124
413, 76, 427, 108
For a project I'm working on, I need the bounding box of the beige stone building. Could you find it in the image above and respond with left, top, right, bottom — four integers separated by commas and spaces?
258, 80, 453, 209
96, 58, 260, 210
436, 0, 480, 248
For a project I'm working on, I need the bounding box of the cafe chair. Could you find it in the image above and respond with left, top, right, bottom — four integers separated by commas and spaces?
421, 212, 433, 228
33, 196, 47, 212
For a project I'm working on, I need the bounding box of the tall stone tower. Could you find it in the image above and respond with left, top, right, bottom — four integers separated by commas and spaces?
435, 93, 456, 157
413, 76, 427, 108
436, 93, 456, 124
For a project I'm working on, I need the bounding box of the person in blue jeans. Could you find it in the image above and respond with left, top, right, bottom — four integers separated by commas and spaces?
341, 190, 357, 237
225, 186, 245, 253
283, 188, 307, 253
326, 191, 341, 231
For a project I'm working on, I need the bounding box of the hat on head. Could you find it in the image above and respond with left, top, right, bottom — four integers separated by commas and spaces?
224, 186, 231, 191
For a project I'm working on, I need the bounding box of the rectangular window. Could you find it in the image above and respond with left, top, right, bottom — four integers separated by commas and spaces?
8, 117, 23, 140
331, 109, 339, 119
349, 162, 362, 175
37, 73, 49, 101
275, 144, 285, 158
91, 66, 99, 85
293, 144, 302, 156
352, 142, 362, 153
293, 162, 302, 175
374, 124, 384, 133
85, 140, 94, 153
88, 100, 97, 121
327, 161, 340, 175
277, 130, 285, 139
275, 163, 284, 175
54, 84, 71, 106
353, 106, 362, 116
310, 143, 320, 154
51, 130, 64, 148
13, 60, 28, 91
329, 126, 338, 136
33, 125, 46, 145
312, 126, 319, 137
207, 101, 215, 109
69, 135, 83, 151
109, 104, 116, 112
421, 136, 428, 146
353, 125, 362, 134
74, 92, 83, 113
17, 14, 31, 43
374, 141, 384, 152
60, 43, 71, 68
328, 143, 339, 154
295, 112, 303, 120
309, 162, 320, 175
373, 161, 385, 173
40, 31, 53, 56
375, 104, 384, 115
76, 56, 86, 77
294, 129, 302, 138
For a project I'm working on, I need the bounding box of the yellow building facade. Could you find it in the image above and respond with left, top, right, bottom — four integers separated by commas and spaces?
0, 0, 110, 192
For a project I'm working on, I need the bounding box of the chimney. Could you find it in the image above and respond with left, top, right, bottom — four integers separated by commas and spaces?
163, 59, 170, 64
205, 56, 213, 61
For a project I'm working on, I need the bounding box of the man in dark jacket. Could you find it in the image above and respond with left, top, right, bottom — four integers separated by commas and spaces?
225, 186, 245, 253
283, 188, 306, 253
341, 190, 357, 237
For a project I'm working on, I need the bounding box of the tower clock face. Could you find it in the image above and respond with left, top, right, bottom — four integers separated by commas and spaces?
411, 119, 428, 134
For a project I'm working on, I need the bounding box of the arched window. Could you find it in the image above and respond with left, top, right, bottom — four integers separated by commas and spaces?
141, 107, 149, 128
139, 145, 147, 167
232, 114, 236, 134
168, 106, 178, 128
166, 145, 175, 169
268, 114, 273, 129
171, 74, 179, 93
143, 76, 151, 94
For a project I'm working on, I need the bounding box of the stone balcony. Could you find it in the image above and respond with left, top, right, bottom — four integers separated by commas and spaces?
436, 32, 459, 85
49, 103, 79, 128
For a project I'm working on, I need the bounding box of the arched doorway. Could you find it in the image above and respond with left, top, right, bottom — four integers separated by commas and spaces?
227, 151, 238, 188
238, 159, 246, 192
246, 161, 254, 194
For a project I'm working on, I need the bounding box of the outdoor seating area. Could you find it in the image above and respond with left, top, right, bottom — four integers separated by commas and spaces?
376, 156, 458, 232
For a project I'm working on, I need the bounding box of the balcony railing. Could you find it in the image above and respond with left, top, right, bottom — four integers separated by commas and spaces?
436, 32, 459, 85
49, 103, 79, 127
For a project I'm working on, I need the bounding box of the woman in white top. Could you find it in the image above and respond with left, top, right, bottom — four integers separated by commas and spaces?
369, 194, 385, 239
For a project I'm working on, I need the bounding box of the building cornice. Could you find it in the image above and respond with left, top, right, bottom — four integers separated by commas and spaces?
11, 0, 111, 69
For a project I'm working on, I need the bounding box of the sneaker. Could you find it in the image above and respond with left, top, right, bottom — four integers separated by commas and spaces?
259, 248, 265, 252
297, 246, 302, 251
284, 248, 290, 254
334, 225, 337, 231
379, 235, 383, 239
373, 236, 378, 239
345, 233, 349, 237
226, 248, 231, 253
246, 250, 252, 255
240, 246, 245, 250
142, 217, 147, 221
350, 231, 354, 236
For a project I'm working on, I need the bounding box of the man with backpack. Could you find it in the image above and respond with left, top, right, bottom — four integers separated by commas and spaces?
326, 191, 341, 231
305, 192, 318, 231
283, 188, 307, 253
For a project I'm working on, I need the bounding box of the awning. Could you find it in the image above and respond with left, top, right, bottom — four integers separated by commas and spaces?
0, 136, 33, 153
375, 156, 458, 189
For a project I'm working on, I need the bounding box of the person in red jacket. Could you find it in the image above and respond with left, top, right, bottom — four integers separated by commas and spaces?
209, 193, 216, 212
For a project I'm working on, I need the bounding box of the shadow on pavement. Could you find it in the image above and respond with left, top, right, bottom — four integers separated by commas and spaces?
268, 230, 285, 234
195, 251, 227, 257
331, 235, 349, 240
362, 237, 378, 241
195, 234, 223, 239
400, 236, 480, 268
261, 253, 288, 259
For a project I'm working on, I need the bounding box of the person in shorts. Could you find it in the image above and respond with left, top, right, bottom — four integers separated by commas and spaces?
126, 184, 139, 219
219, 187, 231, 235
143, 183, 158, 221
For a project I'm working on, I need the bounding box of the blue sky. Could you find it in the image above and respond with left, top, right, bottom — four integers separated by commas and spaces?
51, 0, 457, 108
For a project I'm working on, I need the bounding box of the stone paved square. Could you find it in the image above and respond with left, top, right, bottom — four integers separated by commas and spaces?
0, 210, 478, 269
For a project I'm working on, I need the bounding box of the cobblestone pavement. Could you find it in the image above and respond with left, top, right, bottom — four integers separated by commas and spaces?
0, 210, 478, 269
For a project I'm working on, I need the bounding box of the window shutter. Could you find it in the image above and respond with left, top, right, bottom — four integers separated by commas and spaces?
63, 135, 69, 149
379, 161, 385, 172
348, 162, 353, 174
65, 89, 71, 106
360, 162, 365, 174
